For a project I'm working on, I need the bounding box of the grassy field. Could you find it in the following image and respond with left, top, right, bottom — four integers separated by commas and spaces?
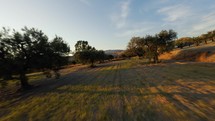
160, 42, 215, 62
0, 64, 86, 95
0, 59, 215, 121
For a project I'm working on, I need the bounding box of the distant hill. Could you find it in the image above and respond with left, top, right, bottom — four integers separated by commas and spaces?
159, 42, 215, 62
105, 50, 124, 56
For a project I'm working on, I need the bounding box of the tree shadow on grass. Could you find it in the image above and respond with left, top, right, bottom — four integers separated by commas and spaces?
1, 61, 215, 120
51, 87, 215, 99
49, 86, 215, 120
20, 61, 215, 100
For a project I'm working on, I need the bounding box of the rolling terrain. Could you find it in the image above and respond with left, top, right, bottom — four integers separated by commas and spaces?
0, 59, 215, 121
160, 42, 215, 62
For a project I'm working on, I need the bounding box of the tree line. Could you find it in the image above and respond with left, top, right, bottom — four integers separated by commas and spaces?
123, 29, 215, 63
0, 27, 70, 90
74, 40, 114, 67
175, 30, 215, 49
2, 26, 214, 90
0, 27, 114, 90
122, 30, 177, 63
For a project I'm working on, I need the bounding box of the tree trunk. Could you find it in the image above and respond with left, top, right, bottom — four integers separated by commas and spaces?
205, 40, 207, 44
154, 53, 158, 63
153, 47, 159, 63
90, 60, 94, 68
153, 55, 159, 63
153, 57, 156, 63
148, 58, 152, 63
19, 71, 31, 90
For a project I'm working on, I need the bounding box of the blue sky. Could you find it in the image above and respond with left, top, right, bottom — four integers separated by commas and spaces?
0, 0, 215, 51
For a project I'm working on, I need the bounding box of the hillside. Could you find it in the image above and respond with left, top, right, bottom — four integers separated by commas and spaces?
159, 42, 215, 62
105, 50, 124, 57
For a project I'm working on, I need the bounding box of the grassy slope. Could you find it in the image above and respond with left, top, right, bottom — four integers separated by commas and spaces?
0, 59, 215, 121
159, 42, 215, 62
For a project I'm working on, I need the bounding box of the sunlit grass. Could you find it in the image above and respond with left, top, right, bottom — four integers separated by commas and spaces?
159, 42, 215, 62
0, 60, 215, 121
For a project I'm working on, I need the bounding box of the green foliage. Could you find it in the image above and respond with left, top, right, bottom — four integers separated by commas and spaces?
125, 37, 145, 57
124, 30, 177, 63
75, 50, 98, 67
106, 54, 114, 60
0, 27, 70, 89
125, 28, 215, 63
156, 30, 177, 53
74, 40, 109, 67
75, 40, 95, 52
179, 29, 215, 47
124, 28, 215, 63
207, 30, 215, 42
192, 37, 202, 46
175, 37, 193, 49
51, 36, 70, 55
175, 29, 215, 48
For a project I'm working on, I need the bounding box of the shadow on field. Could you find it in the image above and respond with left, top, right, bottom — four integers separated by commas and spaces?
52, 87, 215, 99
35, 61, 215, 93
170, 45, 215, 62
1, 60, 215, 120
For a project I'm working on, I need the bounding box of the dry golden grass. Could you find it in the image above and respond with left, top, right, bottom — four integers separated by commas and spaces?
160, 42, 215, 62
0, 64, 86, 99
0, 60, 215, 121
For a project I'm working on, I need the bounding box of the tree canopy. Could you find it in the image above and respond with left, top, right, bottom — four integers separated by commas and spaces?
74, 40, 112, 67
0, 27, 70, 89
175, 29, 215, 48
124, 30, 177, 63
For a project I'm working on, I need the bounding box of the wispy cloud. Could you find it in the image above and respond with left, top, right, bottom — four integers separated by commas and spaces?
191, 11, 215, 35
194, 11, 215, 31
111, 0, 131, 29
113, 1, 215, 39
115, 22, 157, 38
158, 4, 191, 22
116, 27, 150, 38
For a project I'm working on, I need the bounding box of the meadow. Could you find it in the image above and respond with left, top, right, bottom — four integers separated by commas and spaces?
0, 59, 215, 121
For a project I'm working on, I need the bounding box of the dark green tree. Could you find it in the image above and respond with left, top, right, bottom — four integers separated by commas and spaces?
75, 50, 99, 67
125, 30, 177, 63
0, 27, 70, 90
175, 37, 193, 49
97, 50, 106, 63
207, 31, 215, 42
192, 37, 202, 46
74, 40, 108, 67
126, 37, 145, 58
75, 40, 94, 52
201, 34, 208, 44
0, 28, 14, 81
